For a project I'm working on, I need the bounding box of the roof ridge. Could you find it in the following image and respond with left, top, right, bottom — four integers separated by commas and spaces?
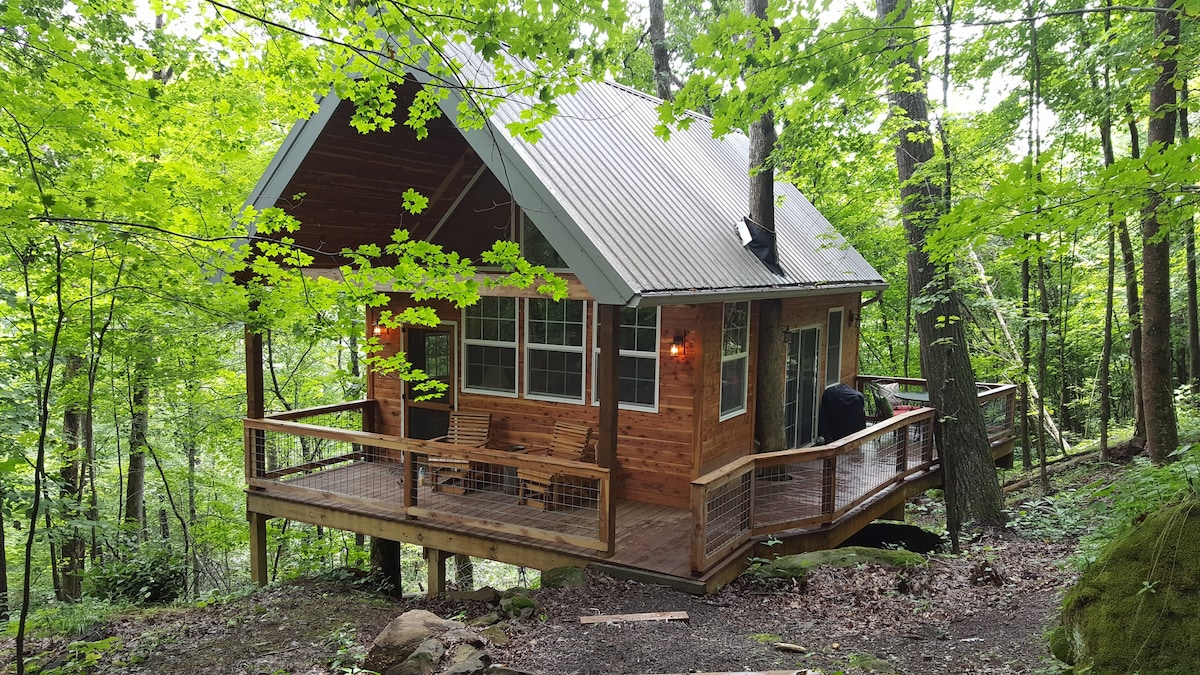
598, 79, 715, 125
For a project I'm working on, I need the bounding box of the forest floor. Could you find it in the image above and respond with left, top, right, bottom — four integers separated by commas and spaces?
2, 459, 1110, 675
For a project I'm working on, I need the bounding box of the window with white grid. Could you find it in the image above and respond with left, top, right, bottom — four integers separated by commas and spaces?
593, 306, 660, 411
720, 302, 750, 419
526, 298, 585, 402
463, 297, 517, 396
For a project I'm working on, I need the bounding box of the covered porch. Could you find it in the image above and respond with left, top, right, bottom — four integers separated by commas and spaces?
243, 378, 1016, 593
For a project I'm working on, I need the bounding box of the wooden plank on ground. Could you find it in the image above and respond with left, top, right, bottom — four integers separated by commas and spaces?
648, 671, 819, 675
579, 611, 689, 625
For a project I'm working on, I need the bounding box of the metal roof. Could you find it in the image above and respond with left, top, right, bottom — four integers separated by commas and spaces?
431, 54, 885, 306
249, 49, 886, 307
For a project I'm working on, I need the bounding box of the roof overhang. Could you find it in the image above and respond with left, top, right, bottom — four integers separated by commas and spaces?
628, 281, 889, 307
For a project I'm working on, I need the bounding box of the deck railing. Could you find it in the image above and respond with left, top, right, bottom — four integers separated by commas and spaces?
244, 405, 611, 552
689, 409, 936, 573
690, 378, 1020, 573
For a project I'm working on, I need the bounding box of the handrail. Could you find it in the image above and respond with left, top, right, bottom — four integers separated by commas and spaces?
244, 416, 611, 552
264, 400, 371, 421
690, 408, 938, 573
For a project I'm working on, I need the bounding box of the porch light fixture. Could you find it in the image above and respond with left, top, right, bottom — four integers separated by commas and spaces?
372, 323, 388, 338
670, 333, 687, 357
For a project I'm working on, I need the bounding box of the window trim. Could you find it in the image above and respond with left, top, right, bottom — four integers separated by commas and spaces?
461, 298, 519, 398
719, 301, 751, 421
591, 304, 661, 413
825, 307, 844, 388
523, 298, 587, 404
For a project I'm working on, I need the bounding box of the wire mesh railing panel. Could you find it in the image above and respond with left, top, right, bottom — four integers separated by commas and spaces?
254, 425, 405, 509
409, 449, 606, 550
751, 458, 825, 529
979, 391, 1015, 442
834, 431, 904, 512
905, 417, 935, 468
702, 469, 753, 559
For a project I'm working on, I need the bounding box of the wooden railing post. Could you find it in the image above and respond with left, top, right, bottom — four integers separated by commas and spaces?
821, 456, 836, 515
690, 482, 707, 573
597, 304, 619, 556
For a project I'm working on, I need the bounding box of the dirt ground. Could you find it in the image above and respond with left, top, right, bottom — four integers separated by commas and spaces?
3, 468, 1093, 675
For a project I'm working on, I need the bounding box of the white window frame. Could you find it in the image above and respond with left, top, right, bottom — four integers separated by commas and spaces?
524, 298, 587, 404
461, 297, 519, 398
719, 301, 751, 421
592, 305, 661, 413
826, 307, 844, 388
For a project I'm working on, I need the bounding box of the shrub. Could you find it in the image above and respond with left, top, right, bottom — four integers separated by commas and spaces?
84, 544, 187, 604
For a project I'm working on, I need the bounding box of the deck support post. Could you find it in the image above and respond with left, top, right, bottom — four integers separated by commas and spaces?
881, 501, 905, 522
249, 511, 269, 585
425, 548, 452, 597
597, 304, 620, 556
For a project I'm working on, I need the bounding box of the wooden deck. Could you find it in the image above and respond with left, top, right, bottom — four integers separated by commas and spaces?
244, 382, 1018, 594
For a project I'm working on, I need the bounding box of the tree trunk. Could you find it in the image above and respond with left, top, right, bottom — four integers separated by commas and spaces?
746, 0, 786, 456
57, 354, 86, 602
0, 488, 7, 621
1021, 256, 1032, 469
1140, 0, 1180, 462
1036, 247, 1051, 492
370, 537, 404, 596
454, 554, 474, 590
1182, 83, 1198, 393
649, 0, 673, 101
1122, 106, 1146, 438
876, 0, 1003, 528
125, 339, 152, 535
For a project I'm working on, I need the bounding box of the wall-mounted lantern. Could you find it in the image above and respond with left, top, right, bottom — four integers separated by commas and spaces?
670, 333, 687, 358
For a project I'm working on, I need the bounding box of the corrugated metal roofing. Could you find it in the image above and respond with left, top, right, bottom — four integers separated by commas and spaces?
438, 53, 886, 306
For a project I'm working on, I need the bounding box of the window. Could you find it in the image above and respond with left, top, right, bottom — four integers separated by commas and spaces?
463, 297, 517, 395
720, 302, 750, 419
526, 298, 585, 401
826, 308, 844, 387
522, 213, 567, 269
593, 306, 660, 410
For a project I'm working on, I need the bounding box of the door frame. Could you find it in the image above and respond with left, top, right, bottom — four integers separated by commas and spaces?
401, 320, 458, 439
784, 324, 822, 449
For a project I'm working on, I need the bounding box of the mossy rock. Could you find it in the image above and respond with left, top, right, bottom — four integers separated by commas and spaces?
499, 594, 537, 620
752, 546, 926, 580
1047, 625, 1073, 665
539, 566, 588, 589
1060, 500, 1200, 674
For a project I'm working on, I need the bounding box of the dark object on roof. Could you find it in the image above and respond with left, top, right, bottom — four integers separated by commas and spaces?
741, 216, 785, 276
818, 383, 866, 443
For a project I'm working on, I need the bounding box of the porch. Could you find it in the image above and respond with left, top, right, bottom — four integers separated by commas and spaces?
244, 378, 1016, 593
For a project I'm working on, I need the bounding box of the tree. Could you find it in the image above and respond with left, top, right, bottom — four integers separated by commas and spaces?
1139, 0, 1180, 462
874, 0, 1004, 529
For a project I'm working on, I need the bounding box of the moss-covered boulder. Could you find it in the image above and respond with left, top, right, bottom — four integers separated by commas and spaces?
1058, 500, 1200, 674
539, 566, 588, 589
751, 546, 926, 580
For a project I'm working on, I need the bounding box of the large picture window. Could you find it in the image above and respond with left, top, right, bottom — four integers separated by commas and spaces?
526, 298, 585, 401
593, 306, 660, 411
463, 297, 517, 395
826, 307, 844, 387
720, 302, 750, 419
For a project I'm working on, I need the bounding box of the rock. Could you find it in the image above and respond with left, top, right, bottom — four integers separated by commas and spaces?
363, 609, 464, 673
481, 623, 509, 645
751, 546, 926, 580
383, 638, 444, 675
539, 566, 588, 589
448, 586, 501, 603
466, 612, 500, 628
501, 586, 532, 598
1059, 500, 1200, 674
442, 628, 487, 647
1047, 625, 1073, 665
499, 594, 537, 621
441, 645, 492, 675
839, 521, 945, 554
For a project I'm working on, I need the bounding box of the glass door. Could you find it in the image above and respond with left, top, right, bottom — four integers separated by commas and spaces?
784, 327, 821, 448
404, 326, 455, 440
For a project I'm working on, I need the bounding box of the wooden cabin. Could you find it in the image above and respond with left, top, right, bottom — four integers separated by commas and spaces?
241, 64, 1017, 593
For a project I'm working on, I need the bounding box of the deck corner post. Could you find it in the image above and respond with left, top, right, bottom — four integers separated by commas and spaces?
425, 548, 450, 597
597, 303, 619, 555
248, 510, 269, 585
